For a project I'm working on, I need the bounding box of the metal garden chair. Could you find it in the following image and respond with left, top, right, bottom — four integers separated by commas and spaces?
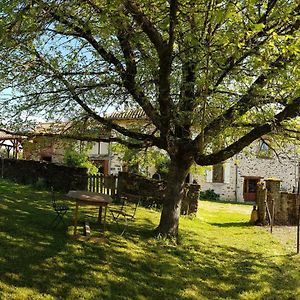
50, 186, 69, 228
110, 194, 140, 235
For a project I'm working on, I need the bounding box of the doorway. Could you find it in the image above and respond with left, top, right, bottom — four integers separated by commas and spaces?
243, 177, 261, 202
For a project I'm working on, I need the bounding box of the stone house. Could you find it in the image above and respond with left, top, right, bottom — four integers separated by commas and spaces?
11, 110, 299, 202
194, 140, 300, 202
108, 109, 300, 202
21, 122, 112, 175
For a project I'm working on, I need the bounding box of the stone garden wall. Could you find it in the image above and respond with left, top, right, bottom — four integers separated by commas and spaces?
257, 179, 300, 225
0, 158, 87, 192
117, 172, 200, 215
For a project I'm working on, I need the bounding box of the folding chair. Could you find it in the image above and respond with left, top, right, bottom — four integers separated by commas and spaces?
50, 187, 69, 228
110, 194, 140, 235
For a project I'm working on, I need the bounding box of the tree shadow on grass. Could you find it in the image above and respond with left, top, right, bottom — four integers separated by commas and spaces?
208, 221, 251, 228
103, 219, 300, 299
0, 179, 299, 299
100, 233, 299, 300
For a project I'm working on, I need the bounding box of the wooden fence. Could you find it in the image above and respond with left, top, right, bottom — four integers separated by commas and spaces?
87, 174, 117, 198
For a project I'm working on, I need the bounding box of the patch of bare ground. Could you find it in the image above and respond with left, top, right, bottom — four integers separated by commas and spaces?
262, 225, 299, 253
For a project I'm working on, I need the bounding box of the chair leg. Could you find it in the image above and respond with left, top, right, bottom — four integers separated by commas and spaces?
120, 216, 128, 236
51, 211, 67, 228
110, 211, 120, 224
50, 213, 60, 228
110, 211, 125, 234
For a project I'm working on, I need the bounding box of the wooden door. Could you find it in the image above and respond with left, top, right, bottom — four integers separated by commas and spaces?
243, 177, 260, 202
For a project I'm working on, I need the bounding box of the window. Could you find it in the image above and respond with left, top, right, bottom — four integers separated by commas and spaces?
244, 179, 257, 193
257, 139, 272, 158
212, 164, 224, 183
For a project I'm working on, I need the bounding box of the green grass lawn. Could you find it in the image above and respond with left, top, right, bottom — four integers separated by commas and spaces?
0, 179, 299, 300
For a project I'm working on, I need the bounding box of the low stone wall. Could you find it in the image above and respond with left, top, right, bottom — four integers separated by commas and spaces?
117, 172, 199, 215
0, 158, 87, 192
279, 192, 300, 225
257, 179, 300, 225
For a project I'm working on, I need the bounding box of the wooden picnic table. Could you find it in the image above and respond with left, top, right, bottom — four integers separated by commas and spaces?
66, 190, 113, 235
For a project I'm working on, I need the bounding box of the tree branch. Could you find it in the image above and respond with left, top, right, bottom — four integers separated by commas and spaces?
212, 3, 299, 90
0, 127, 151, 149
195, 96, 300, 165
31, 49, 163, 147
124, 0, 165, 57
195, 51, 297, 148
48, 7, 126, 76
124, 0, 177, 138
48, 4, 162, 130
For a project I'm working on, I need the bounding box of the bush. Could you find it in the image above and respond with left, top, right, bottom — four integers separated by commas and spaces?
34, 177, 47, 190
64, 149, 98, 175
200, 189, 220, 201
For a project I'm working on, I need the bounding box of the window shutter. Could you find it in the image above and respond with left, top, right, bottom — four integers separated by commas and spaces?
206, 169, 213, 183
224, 163, 230, 184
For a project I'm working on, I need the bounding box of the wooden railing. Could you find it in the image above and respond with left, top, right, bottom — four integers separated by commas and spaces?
87, 174, 117, 198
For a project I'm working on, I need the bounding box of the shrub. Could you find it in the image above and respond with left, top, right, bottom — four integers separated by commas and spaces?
64, 149, 98, 175
200, 189, 220, 201
34, 177, 47, 190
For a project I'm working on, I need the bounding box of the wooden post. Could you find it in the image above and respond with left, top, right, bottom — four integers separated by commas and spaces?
265, 200, 272, 228
96, 174, 100, 193
271, 200, 275, 234
84, 221, 91, 237
297, 205, 300, 254
100, 173, 104, 193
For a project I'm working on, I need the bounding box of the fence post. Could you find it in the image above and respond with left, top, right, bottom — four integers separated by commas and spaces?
271, 200, 275, 234
265, 200, 272, 231
96, 174, 99, 193
297, 205, 300, 254
100, 173, 104, 193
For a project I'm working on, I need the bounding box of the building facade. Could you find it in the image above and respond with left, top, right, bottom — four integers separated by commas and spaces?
194, 140, 299, 202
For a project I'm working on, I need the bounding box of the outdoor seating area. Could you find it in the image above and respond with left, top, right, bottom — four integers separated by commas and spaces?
50, 187, 70, 228
110, 194, 141, 235
50, 189, 141, 237
1, 1, 300, 299
0, 178, 299, 299
66, 190, 113, 235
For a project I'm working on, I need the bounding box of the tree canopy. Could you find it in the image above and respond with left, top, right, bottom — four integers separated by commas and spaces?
0, 0, 299, 236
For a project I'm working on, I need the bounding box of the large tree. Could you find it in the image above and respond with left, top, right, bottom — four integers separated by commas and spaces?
0, 0, 299, 237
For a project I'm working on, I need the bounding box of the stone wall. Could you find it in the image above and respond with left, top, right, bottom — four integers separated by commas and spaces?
280, 192, 300, 225
193, 140, 299, 202
235, 149, 298, 201
0, 158, 88, 192
117, 172, 200, 215
256, 179, 300, 225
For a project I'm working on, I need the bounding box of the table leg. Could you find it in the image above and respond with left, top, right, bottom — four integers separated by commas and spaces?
73, 202, 79, 235
98, 206, 103, 224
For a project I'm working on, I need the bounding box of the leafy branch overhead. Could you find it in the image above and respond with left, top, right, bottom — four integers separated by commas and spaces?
0, 1, 299, 164
1, 0, 300, 236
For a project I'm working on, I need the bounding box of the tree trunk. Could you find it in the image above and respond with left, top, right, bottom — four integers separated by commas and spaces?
156, 156, 192, 238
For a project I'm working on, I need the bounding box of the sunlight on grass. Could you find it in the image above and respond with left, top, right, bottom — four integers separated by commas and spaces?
0, 179, 299, 299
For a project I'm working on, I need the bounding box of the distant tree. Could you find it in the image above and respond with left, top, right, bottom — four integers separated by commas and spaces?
0, 1, 299, 237
111, 142, 169, 177
64, 144, 98, 175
